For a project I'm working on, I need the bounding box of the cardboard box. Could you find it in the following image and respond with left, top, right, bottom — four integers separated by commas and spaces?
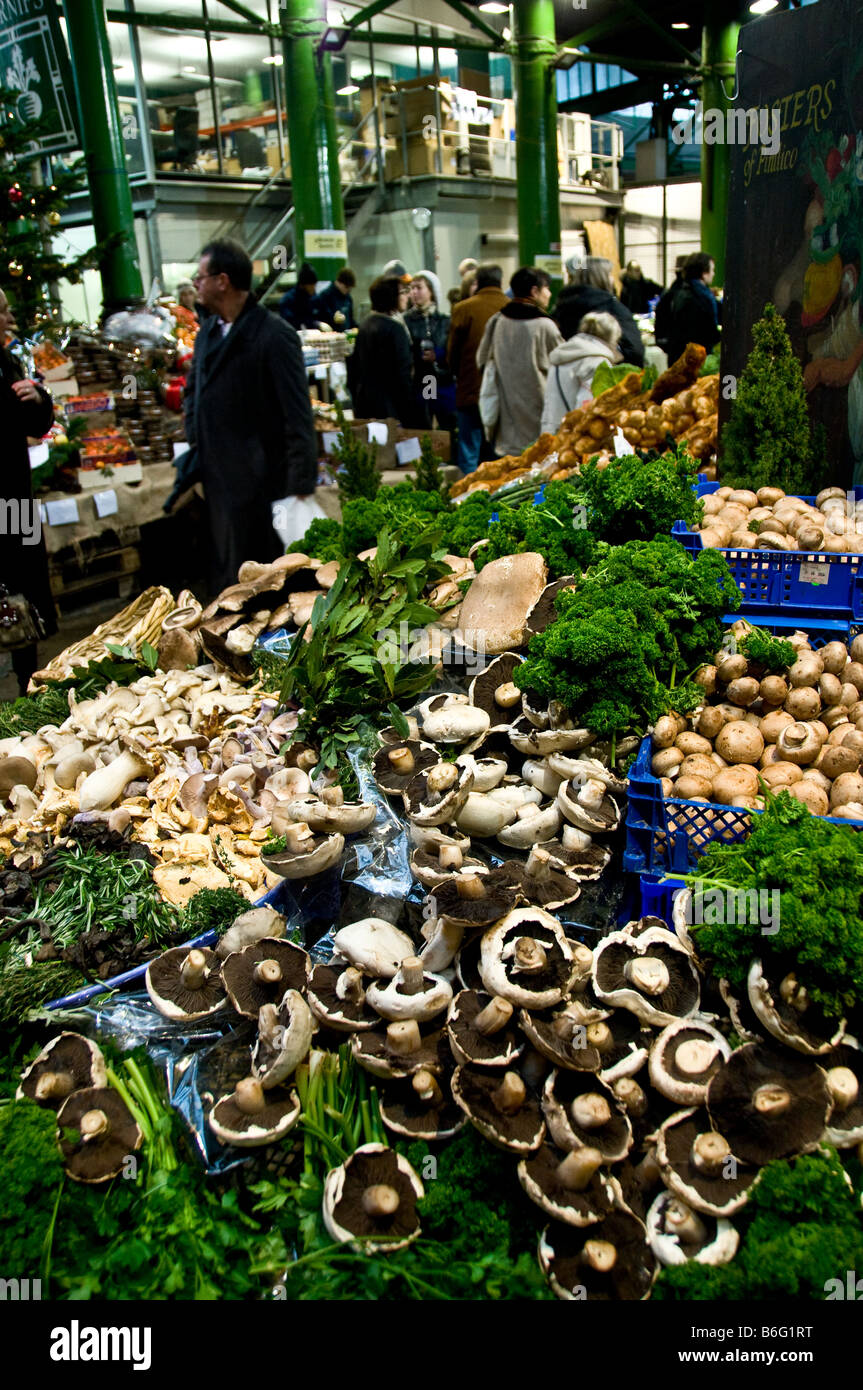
385, 136, 457, 179
384, 78, 452, 137
77, 462, 143, 490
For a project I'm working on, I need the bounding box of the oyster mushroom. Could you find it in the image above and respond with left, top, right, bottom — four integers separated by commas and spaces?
17, 1033, 106, 1110
145, 946, 227, 1021
56, 1086, 143, 1184
646, 1191, 739, 1267
480, 907, 577, 1010
538, 1210, 657, 1300
322, 1144, 424, 1253
221, 938, 310, 1019
706, 1042, 833, 1164
251, 992, 315, 1088
451, 1061, 546, 1153
208, 1077, 300, 1147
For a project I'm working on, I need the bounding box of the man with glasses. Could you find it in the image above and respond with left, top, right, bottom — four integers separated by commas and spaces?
183, 238, 317, 593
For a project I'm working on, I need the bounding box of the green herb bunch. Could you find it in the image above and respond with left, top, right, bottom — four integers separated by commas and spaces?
720, 303, 828, 495
477, 479, 600, 578
736, 627, 797, 673
572, 440, 704, 544
684, 790, 863, 1021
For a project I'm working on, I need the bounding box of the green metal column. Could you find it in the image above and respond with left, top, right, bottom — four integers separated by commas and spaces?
280, 0, 346, 282
700, 2, 739, 285
512, 0, 561, 287
61, 0, 144, 311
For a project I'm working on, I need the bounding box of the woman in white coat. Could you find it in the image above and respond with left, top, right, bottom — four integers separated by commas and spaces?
541, 311, 623, 435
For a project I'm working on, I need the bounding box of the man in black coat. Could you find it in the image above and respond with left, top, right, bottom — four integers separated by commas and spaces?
0, 290, 56, 692
183, 239, 318, 595
554, 258, 644, 368
665, 252, 721, 366
346, 275, 417, 426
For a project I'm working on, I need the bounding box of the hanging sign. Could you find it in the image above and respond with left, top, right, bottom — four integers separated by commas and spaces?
535, 254, 563, 279
303, 230, 348, 258
0, 0, 78, 156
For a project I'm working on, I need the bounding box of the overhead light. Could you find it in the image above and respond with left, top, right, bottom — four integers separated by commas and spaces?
182, 65, 198, 72
479, 2, 508, 12
263, 54, 284, 65
671, 21, 690, 28
502, 25, 511, 40
749, 0, 778, 11
113, 64, 133, 78
337, 84, 359, 95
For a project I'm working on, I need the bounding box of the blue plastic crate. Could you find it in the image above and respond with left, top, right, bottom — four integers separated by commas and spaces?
625, 729, 863, 875
636, 872, 687, 928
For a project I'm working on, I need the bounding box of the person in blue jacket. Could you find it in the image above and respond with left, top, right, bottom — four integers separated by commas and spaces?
312, 268, 356, 331
278, 263, 320, 331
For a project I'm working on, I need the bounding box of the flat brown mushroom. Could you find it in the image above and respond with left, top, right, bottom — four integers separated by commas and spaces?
322, 1143, 424, 1252
822, 1041, 863, 1148
428, 869, 521, 932
221, 938, 309, 1019
372, 741, 438, 797
307, 961, 378, 1032
648, 1018, 731, 1106
208, 1077, 300, 1147
447, 990, 524, 1068
451, 1060, 546, 1153
654, 1106, 758, 1217
524, 576, 577, 639
520, 997, 647, 1082
351, 1018, 450, 1080
403, 760, 475, 827
17, 1033, 106, 1110
542, 1069, 633, 1163
496, 846, 582, 911
747, 960, 846, 1056
538, 838, 612, 883
646, 1190, 739, 1267
518, 1143, 614, 1227
479, 907, 578, 1010
592, 926, 700, 1026
378, 1068, 467, 1141
706, 1042, 833, 1165
251, 992, 315, 1088
145, 946, 227, 1021
538, 1209, 657, 1300
56, 1086, 143, 1183
468, 652, 525, 725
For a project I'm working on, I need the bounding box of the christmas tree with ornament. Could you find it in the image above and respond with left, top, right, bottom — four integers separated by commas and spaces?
0, 85, 113, 333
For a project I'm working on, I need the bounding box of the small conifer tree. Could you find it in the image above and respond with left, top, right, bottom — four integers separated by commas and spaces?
414, 433, 448, 498
333, 401, 379, 502
720, 303, 829, 495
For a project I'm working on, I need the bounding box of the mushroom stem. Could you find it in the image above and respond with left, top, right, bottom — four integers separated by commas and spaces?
665, 1198, 708, 1247
513, 937, 548, 973
778, 972, 809, 1015
34, 1070, 75, 1102
439, 844, 464, 871
181, 949, 208, 990
583, 1240, 617, 1273
577, 779, 606, 811
525, 847, 552, 881
321, 786, 345, 807
362, 1184, 401, 1218
474, 996, 514, 1036
455, 873, 486, 900
282, 822, 315, 854
634, 1147, 661, 1189
387, 747, 415, 775
493, 1070, 526, 1115
691, 1131, 732, 1175
253, 959, 283, 986
336, 967, 366, 1006
412, 1069, 443, 1106
623, 956, 670, 997
753, 1083, 792, 1118
494, 681, 521, 709
555, 1146, 603, 1191
826, 1066, 859, 1112
586, 1021, 614, 1054
386, 1019, 423, 1056
571, 1092, 612, 1131
571, 943, 594, 987
399, 956, 425, 996
79, 1109, 109, 1142
296, 749, 319, 772
562, 825, 593, 851
613, 1077, 648, 1117
674, 1038, 721, 1076
427, 763, 458, 796
234, 1077, 266, 1115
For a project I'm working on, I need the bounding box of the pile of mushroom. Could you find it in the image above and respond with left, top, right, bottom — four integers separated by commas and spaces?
694, 485, 863, 553
0, 665, 326, 902
18, 1032, 143, 1183
650, 625, 863, 823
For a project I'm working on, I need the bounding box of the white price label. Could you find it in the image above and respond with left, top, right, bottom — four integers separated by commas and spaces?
28, 442, 50, 468
368, 421, 388, 446
321, 431, 339, 454
314, 364, 328, 380
395, 436, 423, 465
93, 489, 119, 518
798, 561, 829, 586
45, 498, 80, 526
613, 427, 635, 457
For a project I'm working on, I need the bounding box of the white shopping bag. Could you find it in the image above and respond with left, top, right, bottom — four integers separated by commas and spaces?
272, 494, 328, 548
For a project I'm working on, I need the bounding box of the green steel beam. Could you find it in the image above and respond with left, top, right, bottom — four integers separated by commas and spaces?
214, 0, 264, 23
106, 9, 267, 36
348, 28, 494, 50
62, 0, 144, 309
344, 0, 399, 33
440, 0, 506, 48
700, 3, 739, 283
558, 49, 697, 75
280, 0, 346, 280
513, 0, 560, 287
